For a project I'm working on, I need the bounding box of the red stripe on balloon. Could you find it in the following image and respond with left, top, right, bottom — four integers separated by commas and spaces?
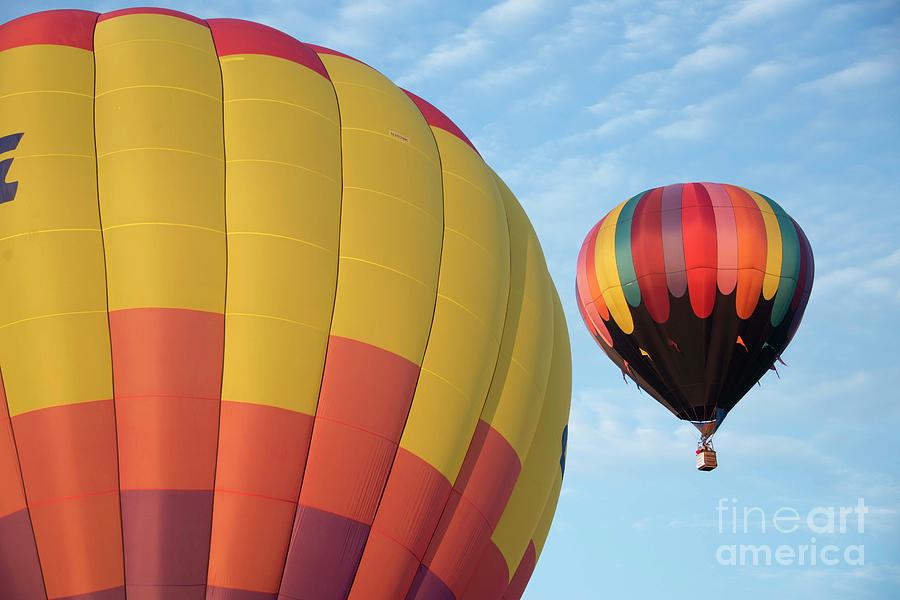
682, 183, 717, 318
98, 7, 207, 25
207, 18, 330, 79
726, 185, 767, 319
631, 187, 669, 323
460, 539, 508, 599
503, 540, 537, 600
703, 182, 738, 295
0, 9, 98, 52
404, 90, 479, 154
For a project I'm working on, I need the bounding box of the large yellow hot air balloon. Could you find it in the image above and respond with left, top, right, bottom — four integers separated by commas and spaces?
0, 8, 570, 600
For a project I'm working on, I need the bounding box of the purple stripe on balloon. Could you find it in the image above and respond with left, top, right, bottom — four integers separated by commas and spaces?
278, 505, 370, 600
59, 587, 126, 600
206, 588, 276, 600
406, 565, 455, 600
124, 585, 204, 599
0, 508, 45, 599
661, 183, 687, 297
121, 489, 214, 587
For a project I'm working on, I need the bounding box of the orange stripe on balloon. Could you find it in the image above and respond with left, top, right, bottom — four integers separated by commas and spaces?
742, 188, 782, 300
682, 183, 717, 318
725, 185, 767, 319
0, 372, 27, 518
581, 218, 608, 320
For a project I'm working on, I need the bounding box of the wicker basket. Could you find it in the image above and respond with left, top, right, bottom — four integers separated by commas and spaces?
696, 449, 717, 471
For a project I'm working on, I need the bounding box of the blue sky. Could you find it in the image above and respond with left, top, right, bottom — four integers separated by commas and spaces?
3, 1, 899, 598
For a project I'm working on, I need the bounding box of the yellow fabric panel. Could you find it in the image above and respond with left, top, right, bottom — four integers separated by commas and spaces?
0, 314, 113, 417
219, 53, 341, 414
593, 199, 633, 333
399, 129, 510, 481
480, 175, 555, 461
94, 15, 226, 312
492, 292, 572, 573
532, 472, 563, 557
0, 44, 112, 416
744, 188, 782, 299
317, 53, 442, 364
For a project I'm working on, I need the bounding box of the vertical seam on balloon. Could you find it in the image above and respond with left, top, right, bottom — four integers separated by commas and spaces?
399, 168, 515, 599
202, 17, 227, 598
273, 44, 343, 598
343, 87, 449, 598
90, 10, 126, 598
0, 365, 48, 599
477, 296, 563, 594
458, 286, 558, 598
424, 191, 551, 599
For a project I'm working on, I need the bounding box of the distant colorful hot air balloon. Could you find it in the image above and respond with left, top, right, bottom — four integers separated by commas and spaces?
0, 9, 571, 600
576, 182, 813, 469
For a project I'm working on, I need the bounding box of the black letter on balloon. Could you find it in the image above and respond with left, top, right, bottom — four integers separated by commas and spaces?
0, 133, 24, 205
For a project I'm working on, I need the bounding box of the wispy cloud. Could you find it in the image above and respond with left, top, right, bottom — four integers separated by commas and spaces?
398, 0, 549, 84
702, 0, 808, 41
796, 57, 899, 95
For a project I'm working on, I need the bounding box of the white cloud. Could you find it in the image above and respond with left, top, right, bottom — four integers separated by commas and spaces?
744, 60, 790, 85
465, 60, 541, 91
398, 0, 549, 84
654, 116, 712, 140
796, 58, 899, 95
703, 0, 808, 41
815, 246, 900, 306
591, 108, 661, 137
673, 44, 746, 74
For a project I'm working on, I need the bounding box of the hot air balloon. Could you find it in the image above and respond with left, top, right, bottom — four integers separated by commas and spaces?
576, 182, 813, 471
0, 8, 571, 600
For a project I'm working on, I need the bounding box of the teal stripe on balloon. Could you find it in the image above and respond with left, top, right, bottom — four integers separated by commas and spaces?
615, 191, 645, 307
764, 194, 800, 326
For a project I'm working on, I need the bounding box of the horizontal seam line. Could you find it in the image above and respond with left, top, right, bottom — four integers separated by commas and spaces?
225, 312, 327, 332
340, 127, 439, 167
223, 98, 338, 126
313, 413, 401, 445
103, 222, 224, 234
0, 90, 92, 101
340, 256, 433, 289
342, 185, 440, 222
437, 293, 489, 330
95, 38, 215, 55
225, 158, 339, 184
0, 228, 99, 243
98, 147, 223, 160
0, 309, 106, 329
95, 84, 220, 101
226, 230, 335, 254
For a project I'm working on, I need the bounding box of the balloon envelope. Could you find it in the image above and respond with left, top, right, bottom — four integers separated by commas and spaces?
0, 9, 570, 600
576, 182, 813, 434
